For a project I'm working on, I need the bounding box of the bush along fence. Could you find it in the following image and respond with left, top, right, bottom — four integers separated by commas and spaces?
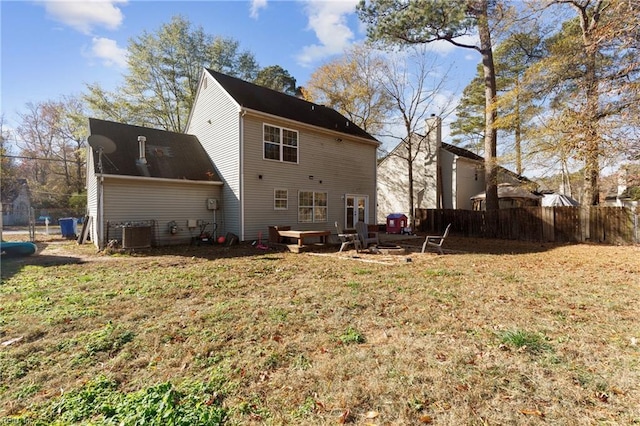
416, 207, 638, 245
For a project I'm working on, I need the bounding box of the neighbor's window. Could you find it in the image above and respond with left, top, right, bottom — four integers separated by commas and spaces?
274, 189, 288, 210
298, 191, 327, 223
263, 124, 298, 163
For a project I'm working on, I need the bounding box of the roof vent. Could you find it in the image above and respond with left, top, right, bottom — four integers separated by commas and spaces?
137, 136, 147, 164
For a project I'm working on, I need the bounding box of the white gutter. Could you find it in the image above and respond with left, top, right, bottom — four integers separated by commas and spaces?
96, 174, 224, 186
239, 106, 380, 147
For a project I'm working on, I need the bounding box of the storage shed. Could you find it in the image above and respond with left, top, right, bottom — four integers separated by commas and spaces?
386, 213, 408, 234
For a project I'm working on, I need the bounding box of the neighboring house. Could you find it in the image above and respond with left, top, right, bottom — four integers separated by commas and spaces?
470, 183, 541, 210
185, 69, 380, 241
377, 116, 533, 223
1, 179, 31, 226
603, 164, 640, 210
86, 118, 223, 249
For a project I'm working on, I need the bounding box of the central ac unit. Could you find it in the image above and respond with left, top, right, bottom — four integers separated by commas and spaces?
122, 226, 152, 249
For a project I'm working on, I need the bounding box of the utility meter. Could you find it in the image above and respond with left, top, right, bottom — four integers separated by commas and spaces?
207, 198, 218, 210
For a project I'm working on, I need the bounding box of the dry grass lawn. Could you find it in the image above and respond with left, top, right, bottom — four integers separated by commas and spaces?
1, 233, 639, 425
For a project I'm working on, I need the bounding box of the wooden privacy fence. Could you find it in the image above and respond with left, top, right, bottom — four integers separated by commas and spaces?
415, 207, 638, 245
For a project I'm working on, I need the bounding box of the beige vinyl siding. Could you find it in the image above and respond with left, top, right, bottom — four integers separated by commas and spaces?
376, 149, 411, 223
102, 178, 222, 246
241, 115, 377, 241
186, 72, 241, 237
453, 157, 485, 210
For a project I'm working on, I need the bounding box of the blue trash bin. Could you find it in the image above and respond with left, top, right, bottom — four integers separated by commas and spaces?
59, 217, 78, 238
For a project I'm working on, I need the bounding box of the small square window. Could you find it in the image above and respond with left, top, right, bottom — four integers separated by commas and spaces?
274, 189, 288, 210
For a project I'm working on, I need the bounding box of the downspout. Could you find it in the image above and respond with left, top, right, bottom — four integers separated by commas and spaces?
239, 108, 246, 241
98, 174, 104, 250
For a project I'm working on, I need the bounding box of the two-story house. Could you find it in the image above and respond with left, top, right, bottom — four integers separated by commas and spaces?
86, 70, 379, 248
186, 69, 380, 242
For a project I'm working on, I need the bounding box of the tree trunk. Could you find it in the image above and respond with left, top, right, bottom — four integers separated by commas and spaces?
579, 10, 600, 206
477, 3, 499, 221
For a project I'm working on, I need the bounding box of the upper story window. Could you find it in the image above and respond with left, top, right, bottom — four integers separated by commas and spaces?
264, 124, 298, 163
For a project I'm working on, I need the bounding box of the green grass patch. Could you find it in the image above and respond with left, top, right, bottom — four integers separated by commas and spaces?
5, 375, 228, 425
499, 329, 553, 354
339, 327, 366, 345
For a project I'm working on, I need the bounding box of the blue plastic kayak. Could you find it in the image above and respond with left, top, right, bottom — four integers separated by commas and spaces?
0, 241, 37, 257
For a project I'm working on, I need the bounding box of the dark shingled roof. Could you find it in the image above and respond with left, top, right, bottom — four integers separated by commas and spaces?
442, 142, 483, 162
441, 141, 531, 183
88, 118, 219, 181
206, 69, 378, 142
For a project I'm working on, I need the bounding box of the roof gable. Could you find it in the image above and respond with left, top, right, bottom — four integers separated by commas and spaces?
88, 118, 219, 181
205, 69, 378, 142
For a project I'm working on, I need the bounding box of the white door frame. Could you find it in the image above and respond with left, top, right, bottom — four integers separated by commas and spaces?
345, 194, 369, 228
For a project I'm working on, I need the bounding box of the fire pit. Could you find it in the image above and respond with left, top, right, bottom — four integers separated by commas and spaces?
371, 245, 406, 255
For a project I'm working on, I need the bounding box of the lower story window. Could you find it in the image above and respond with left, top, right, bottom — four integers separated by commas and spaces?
298, 191, 327, 223
274, 189, 288, 210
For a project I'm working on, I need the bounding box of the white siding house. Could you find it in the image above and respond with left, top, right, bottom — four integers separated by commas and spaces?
186, 69, 380, 242
377, 116, 532, 223
86, 70, 379, 248
86, 119, 223, 249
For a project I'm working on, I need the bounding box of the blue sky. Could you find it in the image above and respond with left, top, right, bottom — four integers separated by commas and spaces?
1, 0, 479, 141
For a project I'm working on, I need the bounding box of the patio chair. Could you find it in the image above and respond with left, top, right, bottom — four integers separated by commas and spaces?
355, 221, 379, 248
335, 222, 361, 252
421, 223, 451, 255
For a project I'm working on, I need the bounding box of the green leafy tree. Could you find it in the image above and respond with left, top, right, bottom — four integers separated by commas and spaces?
358, 0, 503, 214
450, 67, 485, 154
85, 15, 260, 133
254, 65, 298, 95
452, 30, 545, 174
528, 0, 640, 205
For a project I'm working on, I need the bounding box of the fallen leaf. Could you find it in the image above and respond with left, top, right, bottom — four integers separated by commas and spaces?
365, 410, 379, 419
611, 386, 625, 396
338, 409, 351, 424
1, 336, 24, 347
520, 409, 544, 417
455, 384, 469, 392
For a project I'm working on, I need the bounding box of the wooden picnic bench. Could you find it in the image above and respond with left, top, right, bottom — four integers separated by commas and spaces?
275, 229, 331, 246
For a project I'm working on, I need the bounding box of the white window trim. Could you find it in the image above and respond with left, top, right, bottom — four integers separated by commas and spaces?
263, 123, 299, 164
274, 188, 288, 210
298, 190, 328, 223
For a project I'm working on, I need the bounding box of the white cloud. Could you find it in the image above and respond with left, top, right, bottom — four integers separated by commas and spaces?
249, 0, 267, 19
424, 34, 480, 55
91, 37, 128, 68
40, 0, 127, 35
296, 0, 360, 66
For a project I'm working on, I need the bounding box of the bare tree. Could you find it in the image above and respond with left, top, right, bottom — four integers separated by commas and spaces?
378, 46, 453, 227
14, 98, 87, 207
358, 0, 505, 216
